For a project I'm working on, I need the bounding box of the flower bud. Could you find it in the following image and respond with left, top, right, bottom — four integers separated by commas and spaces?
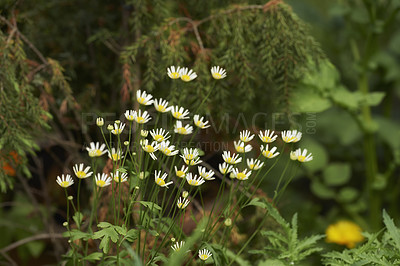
224, 218, 232, 227
171, 238, 176, 242
63, 222, 68, 227
107, 124, 113, 131
96, 117, 104, 126
115, 120, 121, 124
124, 141, 129, 146
182, 191, 189, 198
141, 130, 148, 137
67, 196, 73, 200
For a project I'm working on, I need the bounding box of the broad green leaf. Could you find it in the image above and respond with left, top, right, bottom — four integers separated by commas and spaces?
331, 86, 363, 111
311, 180, 335, 199
97, 222, 112, 228
301, 137, 328, 173
365, 92, 385, 106
62, 229, 92, 241
338, 187, 359, 202
323, 163, 351, 186
82, 252, 103, 262
290, 84, 332, 113
125, 229, 138, 242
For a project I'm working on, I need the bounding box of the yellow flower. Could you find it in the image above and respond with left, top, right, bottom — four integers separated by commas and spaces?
326, 220, 364, 248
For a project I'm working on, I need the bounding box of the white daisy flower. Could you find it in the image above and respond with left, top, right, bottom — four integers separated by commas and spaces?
240, 130, 255, 143
153, 98, 170, 113
110, 170, 128, 183
193, 115, 210, 129
111, 122, 125, 135
141, 139, 159, 160
258, 130, 277, 143
177, 197, 190, 209
124, 110, 135, 121
292, 148, 313, 162
281, 130, 302, 143
232, 168, 252, 181
134, 110, 152, 124
72, 163, 93, 179
56, 174, 74, 188
179, 67, 197, 82
247, 158, 264, 170
181, 148, 200, 160
185, 173, 205, 186
183, 157, 202, 166
170, 106, 190, 120
154, 170, 173, 188
86, 142, 107, 157
136, 90, 153, 105
222, 151, 242, 165
174, 121, 193, 135
150, 128, 170, 142
159, 141, 179, 156
167, 66, 181, 79
260, 144, 279, 159
175, 165, 189, 178
95, 173, 112, 187
219, 162, 233, 175
198, 249, 212, 261
234, 140, 252, 153
108, 148, 124, 161
211, 66, 227, 80
171, 241, 185, 251
198, 166, 215, 180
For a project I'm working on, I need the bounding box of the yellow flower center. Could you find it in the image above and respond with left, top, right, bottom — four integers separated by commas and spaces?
144, 145, 154, 153
236, 146, 244, 153
154, 135, 164, 142
136, 117, 145, 123
176, 170, 185, 178
162, 148, 171, 155
262, 136, 272, 142
186, 154, 194, 160
249, 164, 255, 169
212, 73, 222, 79
177, 127, 187, 134
138, 97, 145, 104
181, 75, 190, 82
226, 157, 234, 164
200, 254, 208, 260
156, 178, 165, 186
76, 171, 86, 178
171, 72, 179, 79
126, 115, 134, 121
113, 129, 122, 134
195, 121, 203, 127
173, 112, 182, 118
60, 181, 70, 187
112, 154, 120, 161
114, 176, 121, 182
236, 173, 247, 180
188, 180, 199, 186
96, 180, 106, 187
262, 151, 273, 158
157, 105, 166, 112
221, 168, 228, 174
177, 203, 183, 208
298, 155, 306, 162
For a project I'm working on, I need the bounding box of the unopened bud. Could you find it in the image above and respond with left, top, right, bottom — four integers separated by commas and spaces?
107, 124, 113, 131
115, 120, 121, 124
96, 117, 104, 127
224, 218, 232, 227
124, 141, 129, 146
141, 130, 148, 137
171, 238, 176, 242
63, 222, 68, 227
182, 191, 189, 198
67, 196, 73, 200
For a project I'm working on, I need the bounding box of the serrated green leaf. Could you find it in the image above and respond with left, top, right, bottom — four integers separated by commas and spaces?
383, 210, 400, 251
97, 222, 112, 228
139, 201, 162, 212
62, 229, 92, 241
